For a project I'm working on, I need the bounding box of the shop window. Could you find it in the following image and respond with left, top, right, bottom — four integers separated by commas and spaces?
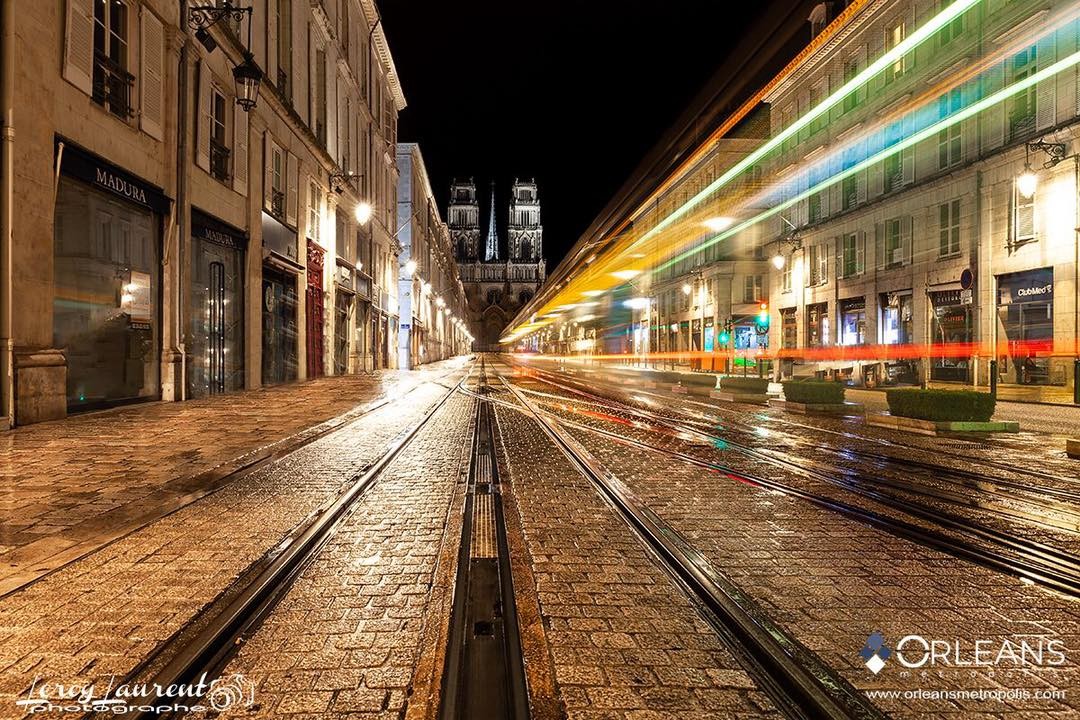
840, 298, 866, 346
881, 293, 914, 345
781, 308, 797, 348
1008, 47, 1037, 141
92, 0, 133, 118
939, 200, 961, 257
806, 302, 829, 348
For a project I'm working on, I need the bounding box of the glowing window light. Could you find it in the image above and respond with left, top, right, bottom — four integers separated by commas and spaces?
703, 216, 733, 232
610, 270, 642, 280
629, 0, 981, 250
658, 47, 1080, 271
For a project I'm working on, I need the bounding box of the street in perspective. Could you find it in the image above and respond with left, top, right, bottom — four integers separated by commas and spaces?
2, 0, 1080, 718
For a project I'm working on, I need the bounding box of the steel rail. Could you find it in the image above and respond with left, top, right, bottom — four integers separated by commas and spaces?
492, 361, 885, 720
102, 361, 477, 720
512, 365, 1080, 598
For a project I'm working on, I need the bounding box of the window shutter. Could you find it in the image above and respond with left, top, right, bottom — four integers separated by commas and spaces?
286, 152, 299, 227
902, 216, 913, 265
309, 24, 318, 127
63, 0, 94, 95
874, 223, 885, 270
901, 145, 915, 186
233, 106, 249, 195
263, 134, 274, 211
856, 44, 868, 104
196, 60, 211, 171
1035, 32, 1057, 131
835, 237, 843, 279
819, 243, 828, 284
263, 0, 276, 87
139, 9, 165, 141
326, 70, 337, 161
292, 13, 308, 122
857, 231, 866, 274
868, 160, 883, 198
983, 61, 1005, 150
856, 169, 867, 204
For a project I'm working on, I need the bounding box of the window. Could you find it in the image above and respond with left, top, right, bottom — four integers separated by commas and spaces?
781, 257, 792, 293
884, 152, 902, 192
270, 144, 285, 218
807, 80, 827, 135
937, 0, 963, 45
1009, 46, 1037, 141
808, 192, 823, 224
838, 233, 864, 278
1013, 184, 1035, 244
743, 274, 763, 303
276, 0, 292, 99
842, 174, 857, 210
842, 55, 859, 113
314, 47, 328, 146
937, 90, 962, 169
92, 0, 133, 118
884, 20, 906, 84
938, 200, 961, 256
808, 244, 827, 286
209, 87, 230, 182
885, 218, 904, 268
308, 180, 322, 241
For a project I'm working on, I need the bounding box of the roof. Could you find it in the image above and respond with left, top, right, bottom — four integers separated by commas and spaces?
360, 0, 407, 111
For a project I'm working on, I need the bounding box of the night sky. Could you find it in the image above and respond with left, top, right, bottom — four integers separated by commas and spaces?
380, 1, 801, 267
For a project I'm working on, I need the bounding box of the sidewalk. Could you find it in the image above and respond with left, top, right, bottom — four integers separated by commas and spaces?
0, 357, 469, 594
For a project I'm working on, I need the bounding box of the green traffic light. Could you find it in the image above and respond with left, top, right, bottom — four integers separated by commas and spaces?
718, 331, 730, 345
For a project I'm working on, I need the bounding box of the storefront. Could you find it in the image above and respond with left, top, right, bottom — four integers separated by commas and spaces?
188, 209, 246, 398
806, 302, 829, 348
877, 290, 917, 385
305, 240, 326, 379
997, 267, 1055, 386
53, 140, 170, 412
333, 262, 355, 375
261, 211, 300, 385
839, 296, 866, 346
929, 288, 972, 382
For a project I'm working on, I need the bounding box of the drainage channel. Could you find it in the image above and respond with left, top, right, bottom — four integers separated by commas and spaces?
440, 367, 530, 720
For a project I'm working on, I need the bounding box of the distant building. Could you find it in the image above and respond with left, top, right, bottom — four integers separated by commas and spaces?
451, 179, 546, 349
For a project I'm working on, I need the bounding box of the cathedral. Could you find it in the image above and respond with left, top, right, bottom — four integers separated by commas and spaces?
451, 178, 546, 349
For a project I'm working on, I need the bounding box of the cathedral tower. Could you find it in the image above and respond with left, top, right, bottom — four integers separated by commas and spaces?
448, 179, 480, 262
484, 182, 499, 262
508, 178, 542, 263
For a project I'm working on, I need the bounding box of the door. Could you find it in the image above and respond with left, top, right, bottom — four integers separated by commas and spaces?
306, 240, 325, 379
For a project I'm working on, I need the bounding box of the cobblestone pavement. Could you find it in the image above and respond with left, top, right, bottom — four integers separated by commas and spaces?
491, 383, 779, 720
500, 364, 1080, 718
206, 392, 475, 719
0, 358, 469, 594
0, 363, 471, 720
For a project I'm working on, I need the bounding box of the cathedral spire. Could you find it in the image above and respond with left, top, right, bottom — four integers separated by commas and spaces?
484, 182, 499, 261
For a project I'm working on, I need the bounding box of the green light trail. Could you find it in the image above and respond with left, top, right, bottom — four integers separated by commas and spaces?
657, 48, 1080, 272
630, 0, 981, 250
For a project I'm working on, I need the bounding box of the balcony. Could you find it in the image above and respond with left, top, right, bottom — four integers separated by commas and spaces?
271, 189, 285, 219
92, 51, 134, 119
1009, 111, 1035, 142
210, 139, 231, 183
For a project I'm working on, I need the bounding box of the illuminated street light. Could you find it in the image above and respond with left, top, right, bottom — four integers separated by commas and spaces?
623, 297, 649, 309
611, 270, 641, 281
404, 259, 417, 275
772, 253, 786, 270
354, 202, 373, 224
1017, 164, 1037, 199
681, 283, 692, 296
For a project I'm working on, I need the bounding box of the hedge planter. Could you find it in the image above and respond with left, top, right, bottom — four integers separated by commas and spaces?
782, 380, 846, 404
885, 387, 995, 422
711, 376, 770, 404
769, 398, 864, 416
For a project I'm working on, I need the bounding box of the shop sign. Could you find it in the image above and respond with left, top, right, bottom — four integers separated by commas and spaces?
930, 289, 963, 306
192, 209, 247, 251
997, 267, 1053, 305
960, 288, 973, 305
841, 296, 866, 311
57, 138, 171, 214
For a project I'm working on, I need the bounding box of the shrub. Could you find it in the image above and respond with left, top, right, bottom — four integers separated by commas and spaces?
718, 376, 769, 394
782, 380, 845, 404
886, 388, 995, 422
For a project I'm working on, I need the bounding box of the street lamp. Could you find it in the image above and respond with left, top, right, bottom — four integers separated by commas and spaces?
354, 201, 373, 224
188, 3, 261, 112
681, 283, 692, 296
232, 54, 261, 111
1017, 164, 1037, 199
404, 259, 417, 275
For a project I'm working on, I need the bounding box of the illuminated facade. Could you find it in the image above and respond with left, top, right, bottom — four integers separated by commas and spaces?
452, 179, 546, 350
761, 0, 1080, 399
4, 0, 407, 426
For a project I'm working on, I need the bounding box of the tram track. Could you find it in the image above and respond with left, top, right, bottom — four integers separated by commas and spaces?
502, 361, 1080, 599
91, 362, 478, 720
516, 363, 1080, 534
489, 359, 884, 720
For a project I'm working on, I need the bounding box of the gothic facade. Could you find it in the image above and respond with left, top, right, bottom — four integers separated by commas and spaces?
451, 179, 546, 349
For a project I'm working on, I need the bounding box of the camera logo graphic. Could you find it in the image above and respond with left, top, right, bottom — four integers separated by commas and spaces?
860, 631, 891, 675
208, 674, 256, 711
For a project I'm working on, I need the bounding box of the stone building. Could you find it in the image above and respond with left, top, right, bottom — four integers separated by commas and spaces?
0, 0, 409, 427
451, 178, 545, 349
396, 144, 471, 369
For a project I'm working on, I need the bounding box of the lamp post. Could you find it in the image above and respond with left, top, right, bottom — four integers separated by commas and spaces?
188, 3, 261, 112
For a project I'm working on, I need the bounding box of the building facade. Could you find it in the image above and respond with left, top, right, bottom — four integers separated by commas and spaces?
451, 178, 546, 349
1, 0, 409, 426
396, 144, 471, 369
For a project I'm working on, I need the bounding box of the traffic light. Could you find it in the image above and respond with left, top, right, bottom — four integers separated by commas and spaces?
755, 302, 770, 332
718, 329, 730, 346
